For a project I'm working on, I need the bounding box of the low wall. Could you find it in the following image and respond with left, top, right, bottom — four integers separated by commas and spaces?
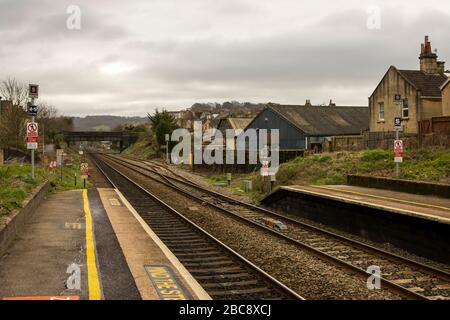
0, 181, 50, 257
262, 188, 450, 264
347, 174, 450, 199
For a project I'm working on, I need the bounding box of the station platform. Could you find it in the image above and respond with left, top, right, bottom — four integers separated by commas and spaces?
262, 184, 450, 264
281, 185, 450, 224
0, 188, 210, 300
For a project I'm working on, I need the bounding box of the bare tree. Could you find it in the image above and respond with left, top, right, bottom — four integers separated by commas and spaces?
0, 77, 28, 108
0, 101, 27, 150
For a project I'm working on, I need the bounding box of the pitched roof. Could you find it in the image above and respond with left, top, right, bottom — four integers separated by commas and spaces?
397, 69, 447, 97
267, 105, 369, 136
441, 77, 450, 91
228, 118, 253, 130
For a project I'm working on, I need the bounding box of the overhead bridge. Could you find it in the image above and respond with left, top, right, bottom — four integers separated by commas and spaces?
63, 131, 139, 150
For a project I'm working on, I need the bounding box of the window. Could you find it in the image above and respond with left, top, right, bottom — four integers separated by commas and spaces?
378, 102, 385, 121
402, 99, 409, 118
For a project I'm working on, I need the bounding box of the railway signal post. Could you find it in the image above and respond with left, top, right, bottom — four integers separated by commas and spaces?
393, 94, 403, 178
27, 84, 39, 181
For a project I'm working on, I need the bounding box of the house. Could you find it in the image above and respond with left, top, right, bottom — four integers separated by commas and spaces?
244, 102, 368, 152
442, 78, 450, 116
369, 36, 449, 134
217, 117, 254, 134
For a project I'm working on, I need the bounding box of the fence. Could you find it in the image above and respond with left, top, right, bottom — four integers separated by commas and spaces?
418, 116, 450, 148
363, 131, 419, 150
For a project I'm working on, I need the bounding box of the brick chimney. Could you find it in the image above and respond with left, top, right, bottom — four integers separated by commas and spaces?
420, 36, 445, 74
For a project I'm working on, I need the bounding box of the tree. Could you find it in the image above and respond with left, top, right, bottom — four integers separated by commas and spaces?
0, 78, 29, 150
36, 103, 74, 148
0, 101, 27, 150
0, 77, 28, 108
147, 109, 179, 153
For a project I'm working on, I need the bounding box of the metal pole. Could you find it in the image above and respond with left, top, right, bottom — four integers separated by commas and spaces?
166, 140, 169, 164
42, 123, 44, 159
395, 128, 400, 177
31, 97, 35, 181
61, 153, 64, 182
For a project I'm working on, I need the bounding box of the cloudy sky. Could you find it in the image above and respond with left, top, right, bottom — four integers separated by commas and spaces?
0, 0, 449, 116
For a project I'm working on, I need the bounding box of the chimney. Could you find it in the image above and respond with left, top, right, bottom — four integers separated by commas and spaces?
419, 35, 444, 74
329, 99, 336, 107
305, 99, 312, 107
438, 61, 446, 74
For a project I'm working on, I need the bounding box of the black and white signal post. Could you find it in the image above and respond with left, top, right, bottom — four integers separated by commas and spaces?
28, 84, 39, 180
393, 94, 403, 177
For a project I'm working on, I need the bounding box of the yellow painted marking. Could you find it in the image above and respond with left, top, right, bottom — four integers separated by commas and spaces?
145, 266, 190, 300
313, 185, 450, 212
83, 190, 102, 300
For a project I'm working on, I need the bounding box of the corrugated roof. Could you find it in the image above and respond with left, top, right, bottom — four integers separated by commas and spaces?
268, 105, 369, 136
397, 70, 447, 97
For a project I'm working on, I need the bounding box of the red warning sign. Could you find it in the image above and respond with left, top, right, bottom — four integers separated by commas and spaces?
26, 122, 38, 139
81, 163, 89, 179
394, 139, 403, 157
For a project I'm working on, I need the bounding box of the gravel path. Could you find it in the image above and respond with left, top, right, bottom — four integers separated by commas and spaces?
103, 157, 403, 300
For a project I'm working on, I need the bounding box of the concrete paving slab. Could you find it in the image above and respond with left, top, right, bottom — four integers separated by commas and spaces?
97, 188, 210, 300
0, 190, 87, 299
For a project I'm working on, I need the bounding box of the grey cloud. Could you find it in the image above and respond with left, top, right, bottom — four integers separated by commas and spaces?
0, 1, 449, 116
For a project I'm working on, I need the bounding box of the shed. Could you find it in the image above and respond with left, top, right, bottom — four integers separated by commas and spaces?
244, 104, 369, 151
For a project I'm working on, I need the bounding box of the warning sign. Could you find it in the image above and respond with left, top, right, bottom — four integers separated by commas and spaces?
394, 140, 403, 157
26, 122, 38, 139
394, 139, 403, 163
81, 163, 89, 179
80, 163, 89, 179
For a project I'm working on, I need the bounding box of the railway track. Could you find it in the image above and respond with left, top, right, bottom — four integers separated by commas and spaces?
101, 153, 450, 300
90, 154, 304, 300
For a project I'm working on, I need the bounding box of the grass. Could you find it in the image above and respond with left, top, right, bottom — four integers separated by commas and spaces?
196, 148, 450, 202
0, 152, 92, 217
122, 131, 157, 159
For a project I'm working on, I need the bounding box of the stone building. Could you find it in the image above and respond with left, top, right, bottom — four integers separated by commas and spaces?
369, 36, 449, 134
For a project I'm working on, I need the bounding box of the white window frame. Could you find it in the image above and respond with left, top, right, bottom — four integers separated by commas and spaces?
401, 100, 409, 119
378, 102, 385, 121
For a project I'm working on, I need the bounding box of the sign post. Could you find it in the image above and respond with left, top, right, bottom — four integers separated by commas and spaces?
394, 94, 403, 177
81, 163, 89, 189
28, 84, 39, 180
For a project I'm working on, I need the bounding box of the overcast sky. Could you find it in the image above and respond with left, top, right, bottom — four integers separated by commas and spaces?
0, 0, 449, 116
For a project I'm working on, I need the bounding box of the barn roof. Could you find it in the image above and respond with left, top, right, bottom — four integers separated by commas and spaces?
266, 105, 369, 136
397, 69, 447, 97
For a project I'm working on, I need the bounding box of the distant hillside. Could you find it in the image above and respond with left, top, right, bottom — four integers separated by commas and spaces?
190, 101, 267, 114
72, 116, 148, 131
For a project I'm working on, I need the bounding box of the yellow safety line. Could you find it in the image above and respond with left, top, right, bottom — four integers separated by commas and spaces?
313, 185, 450, 212
83, 190, 102, 300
